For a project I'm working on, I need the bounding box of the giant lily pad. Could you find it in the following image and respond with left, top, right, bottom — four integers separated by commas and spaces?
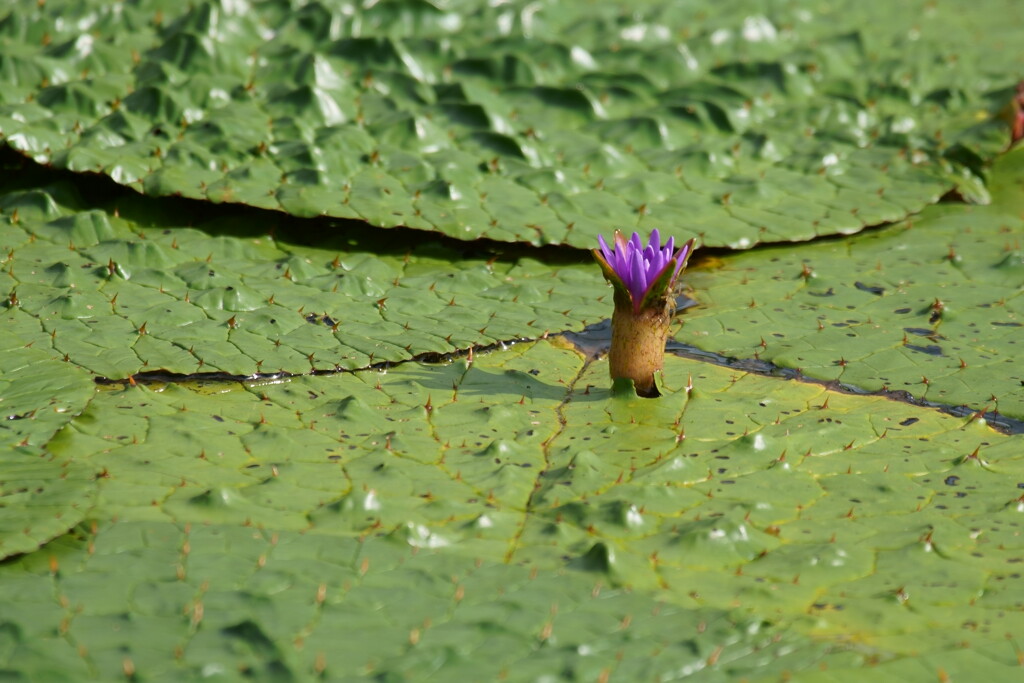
0, 0, 1020, 248
1, 1, 1023, 679
27, 340, 1024, 675
0, 449, 97, 560
0, 345, 98, 560
680, 146, 1024, 421
0, 519, 843, 681
0, 151, 606, 377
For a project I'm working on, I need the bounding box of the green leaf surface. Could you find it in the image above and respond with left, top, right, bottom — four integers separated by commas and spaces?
0, 450, 97, 560
1, 0, 1020, 247
0, 154, 606, 377
2, 2, 1024, 678
680, 146, 1024, 420
15, 340, 1022, 678
0, 343, 98, 560
0, 520, 841, 682
0, 347, 94, 450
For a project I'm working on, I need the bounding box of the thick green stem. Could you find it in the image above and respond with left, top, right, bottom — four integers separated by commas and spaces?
609, 304, 670, 397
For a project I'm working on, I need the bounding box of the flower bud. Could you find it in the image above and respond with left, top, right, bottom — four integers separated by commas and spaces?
593, 230, 695, 397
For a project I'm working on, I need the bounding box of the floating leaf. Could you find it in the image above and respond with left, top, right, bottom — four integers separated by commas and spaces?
0, 154, 606, 377
0, 449, 97, 560
680, 147, 1024, 420
1, 2, 1024, 678
0, 0, 1020, 247
22, 340, 1022, 672
0, 519, 845, 681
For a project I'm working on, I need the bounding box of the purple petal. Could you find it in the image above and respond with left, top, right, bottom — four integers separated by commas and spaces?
598, 234, 614, 264
647, 249, 665, 277
614, 241, 629, 279
598, 232, 693, 300
648, 228, 661, 252
629, 232, 644, 253
629, 248, 647, 301
671, 242, 692, 281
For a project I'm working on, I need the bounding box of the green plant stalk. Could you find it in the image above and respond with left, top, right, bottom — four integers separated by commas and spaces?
609, 302, 671, 397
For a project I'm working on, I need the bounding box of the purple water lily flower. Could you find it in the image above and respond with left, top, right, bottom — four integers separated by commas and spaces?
595, 229, 694, 312
592, 229, 697, 397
